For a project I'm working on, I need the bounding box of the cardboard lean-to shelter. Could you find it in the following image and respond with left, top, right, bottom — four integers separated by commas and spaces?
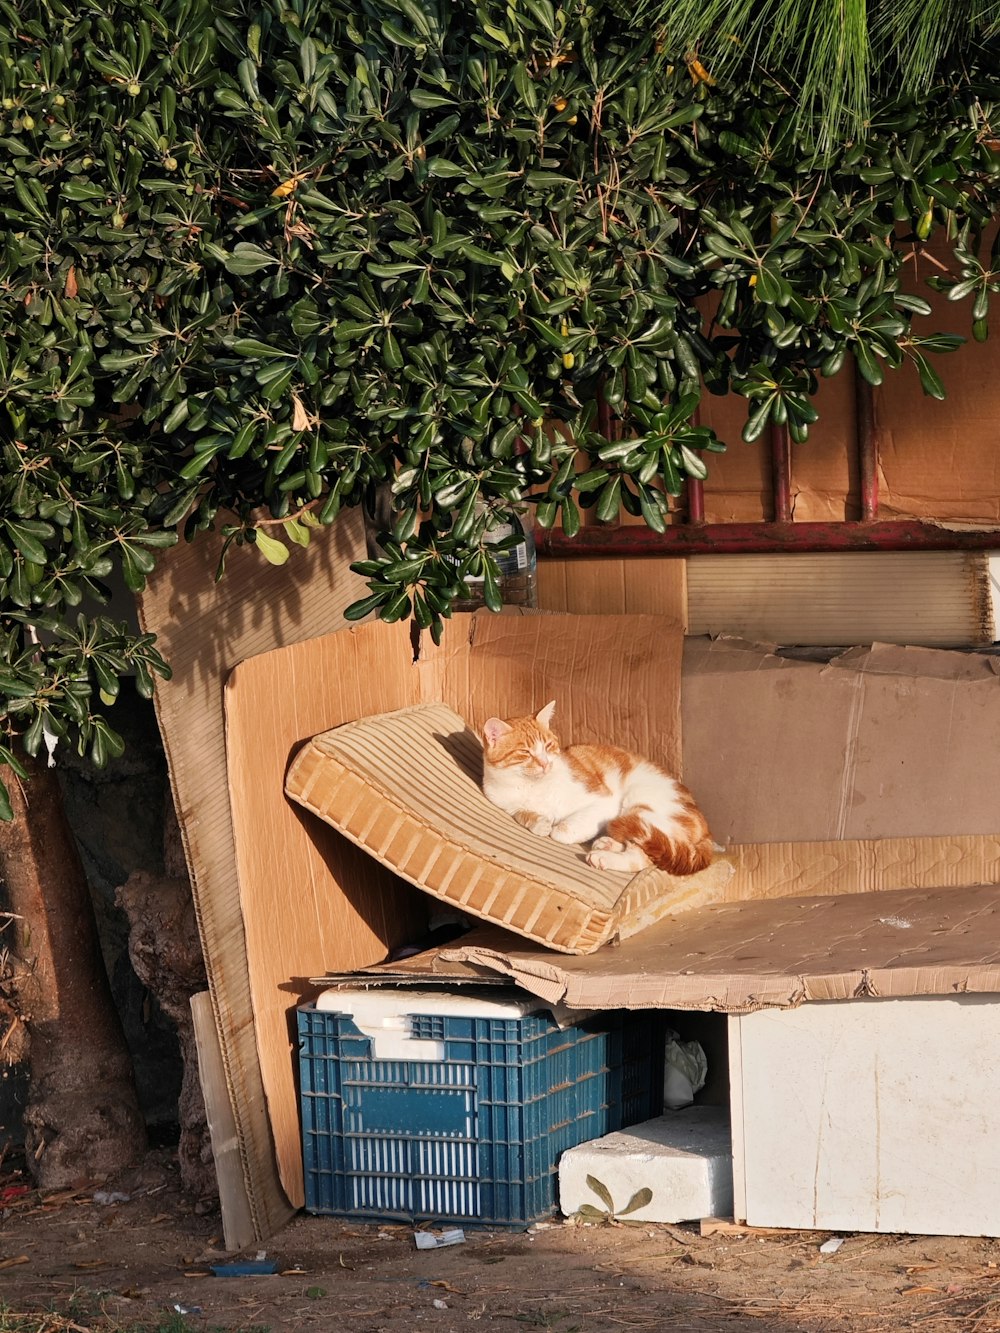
136, 510, 382, 1243
141, 521, 1000, 1239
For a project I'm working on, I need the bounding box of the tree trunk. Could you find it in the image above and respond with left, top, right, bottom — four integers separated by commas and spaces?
0, 750, 146, 1188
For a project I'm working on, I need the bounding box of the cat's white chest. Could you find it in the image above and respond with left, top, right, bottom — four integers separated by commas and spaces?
482, 766, 556, 816
484, 758, 614, 821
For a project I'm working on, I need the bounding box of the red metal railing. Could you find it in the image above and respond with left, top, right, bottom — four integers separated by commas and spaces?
536, 365, 1000, 557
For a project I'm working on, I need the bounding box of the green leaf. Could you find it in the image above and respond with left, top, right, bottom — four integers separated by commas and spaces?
410, 90, 455, 108
912, 352, 946, 400
427, 159, 466, 178
231, 338, 294, 358
253, 530, 290, 564
596, 476, 622, 523
585, 1176, 615, 1214
5, 520, 53, 565
225, 243, 280, 275
344, 590, 391, 621
61, 179, 107, 202
679, 444, 708, 480
853, 341, 884, 387
618, 1187, 653, 1216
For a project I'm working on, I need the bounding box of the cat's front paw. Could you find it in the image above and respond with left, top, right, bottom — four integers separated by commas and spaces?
550, 819, 584, 845
514, 810, 552, 836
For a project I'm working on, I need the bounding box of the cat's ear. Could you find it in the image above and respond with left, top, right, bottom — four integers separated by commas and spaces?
482, 717, 511, 747
535, 700, 556, 729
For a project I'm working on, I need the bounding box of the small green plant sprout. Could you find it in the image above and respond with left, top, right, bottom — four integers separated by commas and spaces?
574, 1174, 653, 1224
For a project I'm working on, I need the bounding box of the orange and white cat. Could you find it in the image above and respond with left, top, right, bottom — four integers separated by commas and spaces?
481, 700, 713, 875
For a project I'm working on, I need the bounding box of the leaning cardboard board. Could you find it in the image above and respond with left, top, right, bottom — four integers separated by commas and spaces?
226, 610, 696, 1207
136, 509, 388, 1244
227, 615, 1000, 1212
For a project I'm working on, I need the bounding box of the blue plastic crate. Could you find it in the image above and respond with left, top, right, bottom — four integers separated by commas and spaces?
297, 996, 665, 1228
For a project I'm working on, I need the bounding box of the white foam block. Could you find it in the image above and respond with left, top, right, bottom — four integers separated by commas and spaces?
558, 1107, 733, 1223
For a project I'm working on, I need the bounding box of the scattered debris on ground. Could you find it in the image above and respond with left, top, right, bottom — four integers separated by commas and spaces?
3, 1149, 1000, 1332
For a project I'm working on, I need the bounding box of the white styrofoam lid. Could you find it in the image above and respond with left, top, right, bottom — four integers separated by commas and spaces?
314, 987, 545, 1021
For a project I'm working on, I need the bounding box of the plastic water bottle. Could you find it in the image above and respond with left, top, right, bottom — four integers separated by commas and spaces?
452, 507, 538, 613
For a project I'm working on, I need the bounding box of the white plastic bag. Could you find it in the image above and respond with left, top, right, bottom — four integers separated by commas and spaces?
663, 1030, 708, 1109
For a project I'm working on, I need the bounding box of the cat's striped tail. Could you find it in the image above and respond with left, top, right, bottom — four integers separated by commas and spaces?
606, 800, 714, 876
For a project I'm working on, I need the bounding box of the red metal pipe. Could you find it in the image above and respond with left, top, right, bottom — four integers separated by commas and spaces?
770, 422, 792, 522
685, 403, 706, 523
855, 371, 880, 521
686, 477, 705, 523
536, 519, 1000, 557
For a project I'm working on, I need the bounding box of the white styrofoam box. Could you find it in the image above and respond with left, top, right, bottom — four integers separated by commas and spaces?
730, 997, 1000, 1236
315, 987, 545, 1060
558, 1107, 733, 1223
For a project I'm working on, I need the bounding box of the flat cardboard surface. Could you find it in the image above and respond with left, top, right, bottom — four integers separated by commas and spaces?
137, 511, 370, 1240
681, 637, 1000, 844
225, 611, 687, 1207
419, 881, 1000, 1010
537, 555, 687, 621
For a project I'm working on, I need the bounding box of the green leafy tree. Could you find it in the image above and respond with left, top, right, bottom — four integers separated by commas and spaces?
1, 0, 1000, 804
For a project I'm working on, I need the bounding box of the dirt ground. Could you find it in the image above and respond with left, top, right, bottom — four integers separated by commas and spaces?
4, 1147, 1000, 1333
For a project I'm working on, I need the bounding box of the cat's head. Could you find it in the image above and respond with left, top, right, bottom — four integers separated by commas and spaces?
481, 700, 559, 777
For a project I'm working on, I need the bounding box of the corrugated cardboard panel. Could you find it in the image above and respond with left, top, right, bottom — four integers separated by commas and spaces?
688, 549, 997, 647
191, 990, 255, 1252
137, 512, 372, 1240
724, 835, 1000, 900
225, 619, 426, 1209
687, 551, 994, 647
681, 637, 1000, 845
537, 557, 687, 622
225, 611, 690, 1208
430, 880, 1000, 1010
418, 611, 686, 776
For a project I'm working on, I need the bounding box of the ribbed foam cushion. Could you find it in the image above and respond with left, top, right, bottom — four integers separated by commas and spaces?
285, 703, 730, 955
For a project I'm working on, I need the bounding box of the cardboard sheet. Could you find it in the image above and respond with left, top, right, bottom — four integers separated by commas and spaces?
536, 555, 687, 621
137, 511, 371, 1240
224, 611, 687, 1207
681, 637, 1000, 845
686, 551, 994, 647
409, 881, 1000, 1010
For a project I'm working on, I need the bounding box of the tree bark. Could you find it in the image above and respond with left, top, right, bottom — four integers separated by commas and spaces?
0, 750, 146, 1188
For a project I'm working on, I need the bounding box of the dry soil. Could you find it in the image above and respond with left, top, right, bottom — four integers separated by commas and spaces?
2, 1148, 1000, 1333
